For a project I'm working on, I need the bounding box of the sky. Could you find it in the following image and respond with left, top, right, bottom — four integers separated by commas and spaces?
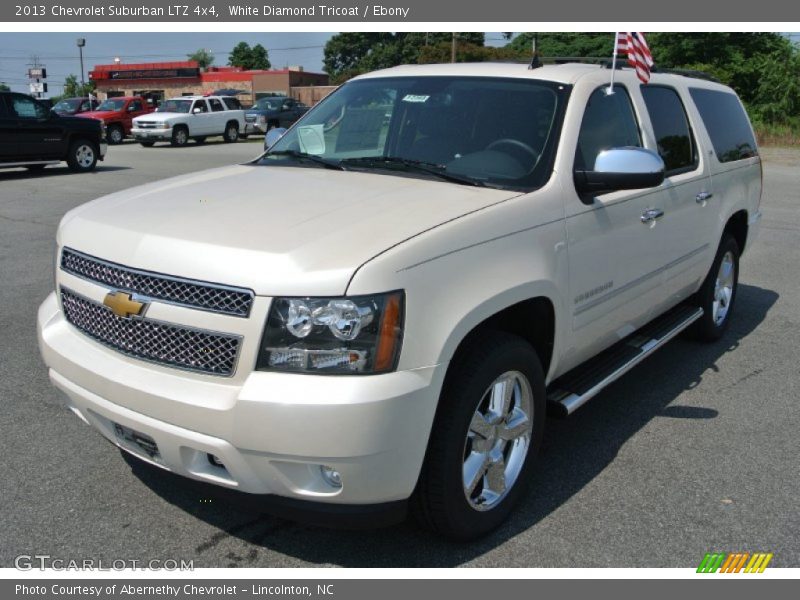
0, 32, 512, 95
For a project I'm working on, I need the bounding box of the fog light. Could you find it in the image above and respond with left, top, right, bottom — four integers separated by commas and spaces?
320, 465, 342, 488
208, 454, 225, 468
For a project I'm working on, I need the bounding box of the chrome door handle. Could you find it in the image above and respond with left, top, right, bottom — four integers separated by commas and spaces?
641, 208, 665, 223
696, 191, 714, 203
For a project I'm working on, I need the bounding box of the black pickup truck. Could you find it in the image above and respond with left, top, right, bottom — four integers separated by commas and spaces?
0, 92, 107, 173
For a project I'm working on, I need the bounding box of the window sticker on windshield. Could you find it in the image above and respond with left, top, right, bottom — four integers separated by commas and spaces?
297, 125, 326, 155
402, 94, 430, 103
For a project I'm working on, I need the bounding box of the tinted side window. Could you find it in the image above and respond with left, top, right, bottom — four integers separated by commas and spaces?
10, 94, 49, 119
641, 86, 697, 173
689, 88, 757, 163
575, 85, 641, 170
222, 97, 241, 110
130, 100, 143, 111
0, 96, 7, 117
209, 98, 224, 112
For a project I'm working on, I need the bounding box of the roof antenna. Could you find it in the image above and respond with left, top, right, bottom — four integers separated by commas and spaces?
528, 33, 542, 69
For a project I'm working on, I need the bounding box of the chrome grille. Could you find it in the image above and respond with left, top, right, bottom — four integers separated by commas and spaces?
245, 114, 257, 123
135, 121, 160, 129
61, 248, 254, 317
60, 288, 241, 376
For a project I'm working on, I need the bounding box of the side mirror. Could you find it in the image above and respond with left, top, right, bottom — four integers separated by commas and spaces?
574, 147, 665, 198
192, 107, 202, 114
265, 127, 287, 149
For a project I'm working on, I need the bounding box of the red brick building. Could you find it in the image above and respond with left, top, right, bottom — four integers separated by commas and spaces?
88, 61, 329, 106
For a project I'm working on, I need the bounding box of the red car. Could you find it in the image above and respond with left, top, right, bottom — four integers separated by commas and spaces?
77, 96, 154, 144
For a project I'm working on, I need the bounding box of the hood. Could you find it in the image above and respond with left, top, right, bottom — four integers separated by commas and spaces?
77, 110, 119, 120
134, 111, 183, 122
58, 165, 519, 297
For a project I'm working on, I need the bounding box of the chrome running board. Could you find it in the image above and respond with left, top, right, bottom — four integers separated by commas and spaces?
547, 305, 704, 416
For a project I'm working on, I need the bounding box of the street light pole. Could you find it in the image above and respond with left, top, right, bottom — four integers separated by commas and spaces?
76, 38, 86, 87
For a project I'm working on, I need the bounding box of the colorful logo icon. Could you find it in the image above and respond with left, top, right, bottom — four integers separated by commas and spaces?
697, 552, 773, 573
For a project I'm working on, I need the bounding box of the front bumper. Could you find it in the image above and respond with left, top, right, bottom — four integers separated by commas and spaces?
131, 127, 172, 141
37, 292, 443, 506
244, 122, 266, 135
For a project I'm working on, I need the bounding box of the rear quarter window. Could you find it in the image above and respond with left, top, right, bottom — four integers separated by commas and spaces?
222, 97, 242, 110
689, 88, 757, 163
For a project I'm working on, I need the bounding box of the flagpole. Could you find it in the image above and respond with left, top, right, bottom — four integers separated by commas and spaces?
606, 32, 619, 95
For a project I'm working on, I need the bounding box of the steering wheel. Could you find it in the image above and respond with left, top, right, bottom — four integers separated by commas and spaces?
486, 138, 539, 165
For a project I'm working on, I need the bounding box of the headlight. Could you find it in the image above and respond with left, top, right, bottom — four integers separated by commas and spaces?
257, 291, 404, 374
161, 122, 172, 129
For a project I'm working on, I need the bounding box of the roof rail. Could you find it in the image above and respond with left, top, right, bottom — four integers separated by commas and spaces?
649, 67, 721, 83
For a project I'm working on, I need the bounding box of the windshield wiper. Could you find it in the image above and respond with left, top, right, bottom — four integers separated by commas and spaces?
339, 156, 485, 187
266, 149, 346, 171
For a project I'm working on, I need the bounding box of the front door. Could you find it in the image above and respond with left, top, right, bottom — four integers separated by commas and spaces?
562, 84, 673, 370
7, 93, 65, 160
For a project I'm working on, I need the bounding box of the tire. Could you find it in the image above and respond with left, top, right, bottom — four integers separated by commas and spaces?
412, 331, 546, 540
689, 232, 740, 342
139, 141, 155, 148
170, 126, 189, 147
107, 124, 125, 145
66, 139, 98, 172
223, 121, 239, 143
194, 136, 207, 144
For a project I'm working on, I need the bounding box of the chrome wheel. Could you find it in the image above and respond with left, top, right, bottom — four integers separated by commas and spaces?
713, 251, 735, 325
109, 127, 123, 144
462, 370, 533, 511
75, 144, 95, 168
174, 129, 188, 145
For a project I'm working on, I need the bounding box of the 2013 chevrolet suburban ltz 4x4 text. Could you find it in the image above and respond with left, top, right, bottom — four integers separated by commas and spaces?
38, 63, 762, 540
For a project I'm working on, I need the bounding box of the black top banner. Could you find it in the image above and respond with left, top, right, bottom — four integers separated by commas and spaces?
3, 0, 799, 21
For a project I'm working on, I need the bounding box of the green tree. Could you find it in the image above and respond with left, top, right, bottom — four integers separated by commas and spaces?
228, 42, 252, 68
0, 82, 10, 92
227, 41, 271, 70
323, 32, 486, 82
508, 33, 613, 58
187, 48, 215, 69
63, 74, 95, 98
249, 44, 271, 70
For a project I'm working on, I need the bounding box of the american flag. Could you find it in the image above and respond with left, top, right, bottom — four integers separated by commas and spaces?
616, 32, 654, 83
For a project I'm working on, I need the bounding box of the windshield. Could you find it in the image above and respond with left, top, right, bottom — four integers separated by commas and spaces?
260, 76, 568, 190
158, 99, 192, 113
254, 98, 283, 110
96, 98, 126, 111
53, 99, 81, 111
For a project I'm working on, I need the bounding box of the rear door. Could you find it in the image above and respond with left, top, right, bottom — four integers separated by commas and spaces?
208, 97, 227, 133
637, 84, 715, 313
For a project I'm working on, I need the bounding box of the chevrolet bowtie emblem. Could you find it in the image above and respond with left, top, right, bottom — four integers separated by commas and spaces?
103, 291, 146, 319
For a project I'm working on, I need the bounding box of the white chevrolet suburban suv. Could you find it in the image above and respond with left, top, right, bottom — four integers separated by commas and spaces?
38, 63, 762, 540
131, 95, 245, 146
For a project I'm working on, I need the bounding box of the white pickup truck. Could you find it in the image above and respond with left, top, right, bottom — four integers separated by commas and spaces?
131, 95, 245, 146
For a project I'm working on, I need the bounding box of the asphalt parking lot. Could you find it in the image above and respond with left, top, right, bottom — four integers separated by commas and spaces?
1, 141, 798, 568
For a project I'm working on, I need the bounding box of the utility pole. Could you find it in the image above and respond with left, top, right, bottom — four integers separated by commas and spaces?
451, 32, 457, 63
26, 55, 47, 98
77, 38, 86, 87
